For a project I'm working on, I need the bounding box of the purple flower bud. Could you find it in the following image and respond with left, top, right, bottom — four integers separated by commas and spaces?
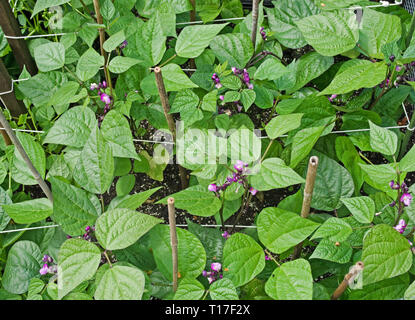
390, 180, 400, 190
101, 81, 107, 89
215, 83, 223, 89
396, 65, 402, 72
389, 201, 396, 207
208, 183, 217, 192
211, 262, 222, 272
42, 255, 53, 263
202, 270, 208, 277
389, 55, 395, 62
39, 264, 49, 275
249, 187, 258, 196
219, 95, 224, 101
119, 40, 128, 49
401, 193, 413, 207
328, 94, 337, 102
66, 235, 72, 239
265, 255, 271, 261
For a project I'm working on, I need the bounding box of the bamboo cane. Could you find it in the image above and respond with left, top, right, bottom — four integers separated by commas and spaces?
168, 197, 178, 293
331, 261, 364, 300
251, 0, 260, 49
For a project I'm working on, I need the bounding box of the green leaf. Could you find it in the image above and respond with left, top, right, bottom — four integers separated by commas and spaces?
319, 60, 387, 95
173, 278, 205, 300
115, 174, 135, 196
257, 207, 320, 254
254, 58, 288, 81
296, 10, 359, 56
108, 56, 141, 74
0, 187, 13, 231
201, 90, 217, 112
359, 163, 403, 198
73, 127, 114, 194
223, 91, 240, 103
405, 280, 415, 300
100, 0, 115, 20
108, 187, 162, 210
223, 233, 265, 287
176, 24, 228, 58
11, 132, 46, 185
32, 0, 70, 17
76, 48, 105, 81
150, 63, 198, 92
240, 89, 256, 111
157, 189, 222, 217
290, 126, 325, 168
58, 238, 101, 299
48, 81, 80, 109
249, 158, 305, 191
362, 224, 412, 285
340, 196, 375, 224
358, 8, 402, 59
311, 217, 353, 242
95, 208, 161, 250
150, 225, 206, 281
265, 259, 313, 300
265, 0, 320, 49
209, 278, 239, 300
310, 239, 352, 264
400, 144, 415, 172
369, 120, 398, 155
103, 30, 126, 52
3, 198, 52, 224
310, 151, 355, 211
349, 274, 409, 300
266, 114, 303, 139
50, 177, 99, 236
95, 265, 145, 300
44, 106, 97, 148
34, 42, 65, 72
170, 89, 199, 113
101, 110, 138, 159
209, 33, 254, 69
2, 241, 42, 294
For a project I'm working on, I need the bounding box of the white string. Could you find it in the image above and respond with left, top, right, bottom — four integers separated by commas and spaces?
0, 77, 30, 96
0, 224, 59, 234
4, 33, 70, 40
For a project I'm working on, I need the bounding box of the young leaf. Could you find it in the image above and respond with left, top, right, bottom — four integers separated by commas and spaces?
290, 126, 325, 168
76, 48, 105, 81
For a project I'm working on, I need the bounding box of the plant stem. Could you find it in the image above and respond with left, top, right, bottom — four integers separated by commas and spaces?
159, 54, 177, 68
103, 250, 112, 268
219, 195, 225, 229
232, 190, 252, 233
264, 249, 280, 266
168, 197, 178, 293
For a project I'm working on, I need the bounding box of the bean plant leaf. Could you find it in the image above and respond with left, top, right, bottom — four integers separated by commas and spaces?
265, 114, 303, 139
290, 126, 325, 168
32, 0, 70, 17
76, 48, 105, 81
311, 217, 353, 242
34, 42, 65, 72
209, 278, 239, 300
173, 278, 205, 300
340, 196, 375, 224
310, 239, 352, 264
369, 120, 398, 156
3, 198, 52, 224
0, 187, 12, 231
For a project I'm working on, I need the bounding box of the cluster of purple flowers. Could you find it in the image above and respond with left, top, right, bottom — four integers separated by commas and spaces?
83, 225, 95, 241
394, 219, 407, 234
260, 27, 267, 41
208, 160, 258, 196
202, 262, 224, 284
90, 81, 112, 126
211, 73, 223, 89
389, 180, 413, 207
39, 255, 57, 275
231, 67, 254, 89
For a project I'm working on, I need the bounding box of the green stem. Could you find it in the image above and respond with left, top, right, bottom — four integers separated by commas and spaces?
159, 54, 177, 68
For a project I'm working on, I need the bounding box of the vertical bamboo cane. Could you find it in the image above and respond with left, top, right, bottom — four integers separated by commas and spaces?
168, 197, 178, 293
154, 67, 188, 189
251, 0, 260, 49
0, 0, 37, 75
331, 261, 364, 300
293, 156, 319, 259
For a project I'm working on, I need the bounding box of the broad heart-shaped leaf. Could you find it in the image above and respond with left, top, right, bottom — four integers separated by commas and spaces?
0, 187, 12, 231
257, 207, 320, 254
11, 132, 46, 185
249, 158, 305, 191
157, 189, 221, 217
50, 177, 99, 236
3, 198, 52, 224
57, 238, 101, 299
369, 120, 398, 156
95, 208, 161, 250
349, 274, 409, 300
32, 0, 70, 17
265, 0, 320, 49
223, 233, 265, 287
73, 127, 114, 194
265, 259, 313, 300
1, 241, 42, 294
44, 106, 97, 148
362, 224, 412, 285
341, 196, 375, 224
290, 126, 325, 168
108, 56, 141, 74
101, 110, 138, 159
94, 265, 145, 300
107, 187, 162, 211
149, 225, 206, 281
76, 48, 105, 81
319, 60, 387, 95
265, 114, 303, 139
310, 239, 352, 264
173, 278, 205, 300
296, 9, 358, 56
254, 57, 288, 81
170, 89, 199, 113
209, 33, 254, 69
103, 30, 126, 52
358, 8, 402, 59
176, 23, 228, 58
34, 42, 65, 72
310, 150, 355, 211
311, 217, 353, 242
209, 278, 239, 300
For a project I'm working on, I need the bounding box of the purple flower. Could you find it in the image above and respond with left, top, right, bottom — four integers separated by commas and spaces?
328, 94, 337, 102
90, 83, 99, 91
39, 264, 49, 275
394, 219, 407, 234
219, 95, 224, 101
208, 183, 217, 192
265, 255, 271, 261
390, 180, 400, 190
119, 40, 128, 49
234, 160, 246, 172
260, 27, 267, 41
100, 93, 111, 105
389, 201, 396, 207
389, 55, 395, 62
202, 270, 208, 277
85, 226, 91, 232
222, 231, 230, 239
401, 193, 413, 207
396, 65, 402, 72
249, 187, 258, 196
207, 275, 215, 284
42, 255, 53, 263
215, 83, 223, 89
211, 262, 222, 272
101, 81, 107, 89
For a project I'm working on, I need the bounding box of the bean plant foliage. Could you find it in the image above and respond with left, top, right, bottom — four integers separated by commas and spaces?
1, 0, 415, 301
